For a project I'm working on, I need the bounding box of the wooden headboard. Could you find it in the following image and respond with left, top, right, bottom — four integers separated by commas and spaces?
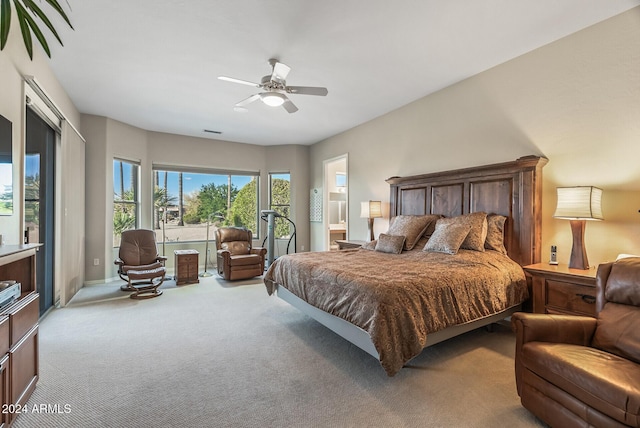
386, 156, 548, 266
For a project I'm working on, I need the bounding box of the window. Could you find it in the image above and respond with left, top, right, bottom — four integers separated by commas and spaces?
24, 153, 40, 244
269, 173, 291, 239
152, 167, 259, 242
113, 159, 140, 246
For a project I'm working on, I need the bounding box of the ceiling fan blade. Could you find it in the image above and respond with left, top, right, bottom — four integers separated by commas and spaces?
271, 61, 291, 82
282, 98, 298, 113
218, 76, 261, 88
235, 94, 261, 107
286, 86, 328, 96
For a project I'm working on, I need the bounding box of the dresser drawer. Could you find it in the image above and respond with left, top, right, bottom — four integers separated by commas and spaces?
0, 316, 8, 356
4, 293, 39, 348
9, 325, 38, 410
0, 353, 9, 428
546, 280, 596, 316
178, 254, 198, 264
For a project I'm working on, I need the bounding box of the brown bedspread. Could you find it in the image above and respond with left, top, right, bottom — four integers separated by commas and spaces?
264, 247, 527, 376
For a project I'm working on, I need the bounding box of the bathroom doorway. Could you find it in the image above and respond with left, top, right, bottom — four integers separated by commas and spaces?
323, 155, 348, 250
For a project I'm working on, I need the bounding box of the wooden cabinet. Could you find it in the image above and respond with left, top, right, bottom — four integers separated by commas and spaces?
0, 244, 40, 426
9, 323, 38, 421
174, 250, 199, 286
335, 240, 366, 250
6, 292, 39, 422
0, 316, 9, 428
524, 263, 597, 317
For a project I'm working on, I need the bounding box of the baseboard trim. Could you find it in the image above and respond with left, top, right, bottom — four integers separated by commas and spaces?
84, 277, 119, 286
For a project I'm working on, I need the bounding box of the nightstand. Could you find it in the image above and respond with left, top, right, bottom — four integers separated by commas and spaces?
335, 240, 366, 250
523, 263, 597, 317
174, 249, 200, 285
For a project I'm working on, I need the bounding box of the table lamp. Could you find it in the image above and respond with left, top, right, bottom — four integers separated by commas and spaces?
360, 200, 382, 241
553, 186, 603, 270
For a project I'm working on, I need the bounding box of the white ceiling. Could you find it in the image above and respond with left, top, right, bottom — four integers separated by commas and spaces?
46, 0, 639, 146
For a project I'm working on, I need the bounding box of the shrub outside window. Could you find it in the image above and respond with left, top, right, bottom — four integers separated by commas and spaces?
152, 168, 259, 243
269, 173, 291, 239
113, 159, 139, 247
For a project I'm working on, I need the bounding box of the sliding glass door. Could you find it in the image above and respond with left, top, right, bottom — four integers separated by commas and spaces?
25, 107, 56, 315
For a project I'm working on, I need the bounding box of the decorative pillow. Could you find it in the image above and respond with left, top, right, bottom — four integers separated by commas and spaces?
360, 240, 377, 251
386, 214, 440, 251
423, 222, 472, 255
414, 235, 430, 252
422, 214, 443, 239
375, 234, 406, 254
485, 214, 507, 254
436, 212, 488, 252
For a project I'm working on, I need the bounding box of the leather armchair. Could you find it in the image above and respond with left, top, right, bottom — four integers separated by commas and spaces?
512, 257, 640, 427
114, 229, 167, 299
215, 227, 266, 281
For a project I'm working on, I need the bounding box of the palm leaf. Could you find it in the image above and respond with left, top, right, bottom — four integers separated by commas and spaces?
15, 0, 49, 57
23, 0, 63, 45
13, 2, 33, 59
0, 0, 10, 49
0, 0, 72, 59
43, 0, 72, 28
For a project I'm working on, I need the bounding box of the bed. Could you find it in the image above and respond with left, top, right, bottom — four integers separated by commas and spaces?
264, 156, 547, 376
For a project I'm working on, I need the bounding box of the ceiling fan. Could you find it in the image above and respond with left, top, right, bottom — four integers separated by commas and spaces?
218, 59, 328, 113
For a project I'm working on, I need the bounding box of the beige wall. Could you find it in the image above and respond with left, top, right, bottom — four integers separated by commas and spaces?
82, 118, 310, 282
0, 20, 85, 304
310, 7, 640, 267
0, 21, 81, 244
82, 116, 109, 281
265, 144, 310, 251
4, 6, 638, 288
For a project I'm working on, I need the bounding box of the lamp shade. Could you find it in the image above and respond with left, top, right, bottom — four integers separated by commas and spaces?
360, 201, 382, 219
553, 187, 603, 220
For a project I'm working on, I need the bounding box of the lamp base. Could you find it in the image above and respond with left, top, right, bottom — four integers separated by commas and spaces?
367, 218, 375, 242
569, 219, 589, 270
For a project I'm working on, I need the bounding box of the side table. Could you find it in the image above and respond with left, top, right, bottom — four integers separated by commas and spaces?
523, 263, 597, 317
174, 249, 199, 285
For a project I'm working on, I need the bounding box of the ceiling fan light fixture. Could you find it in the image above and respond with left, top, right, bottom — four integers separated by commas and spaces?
261, 92, 286, 107
219, 59, 327, 113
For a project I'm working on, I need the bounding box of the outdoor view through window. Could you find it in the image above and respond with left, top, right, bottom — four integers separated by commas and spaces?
112, 163, 293, 247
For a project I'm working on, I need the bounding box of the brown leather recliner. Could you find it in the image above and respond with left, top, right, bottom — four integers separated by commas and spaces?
215, 227, 266, 281
114, 229, 167, 299
512, 257, 640, 427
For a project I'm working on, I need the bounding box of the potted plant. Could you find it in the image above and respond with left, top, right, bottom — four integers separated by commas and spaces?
0, 0, 73, 59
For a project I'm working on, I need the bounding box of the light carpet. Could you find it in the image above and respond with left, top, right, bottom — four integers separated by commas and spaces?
13, 276, 545, 428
